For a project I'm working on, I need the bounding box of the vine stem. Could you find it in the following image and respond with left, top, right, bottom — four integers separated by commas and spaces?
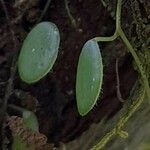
91, 129, 116, 150
91, 87, 145, 150
94, 0, 121, 42
95, 0, 150, 100
116, 0, 150, 101
116, 0, 121, 30
94, 31, 118, 42
91, 0, 150, 149
118, 27, 150, 101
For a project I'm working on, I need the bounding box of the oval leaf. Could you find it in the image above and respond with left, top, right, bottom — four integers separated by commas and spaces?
18, 22, 60, 83
23, 110, 39, 132
76, 39, 103, 116
12, 111, 39, 150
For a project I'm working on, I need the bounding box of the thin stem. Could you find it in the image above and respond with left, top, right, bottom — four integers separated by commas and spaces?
116, 0, 122, 30
116, 59, 124, 102
64, 0, 77, 28
0, 82, 6, 85
8, 104, 26, 113
94, 32, 118, 42
115, 0, 150, 100
37, 0, 52, 23
118, 27, 150, 101
94, 0, 122, 42
91, 87, 145, 150
0, 98, 30, 115
91, 129, 116, 150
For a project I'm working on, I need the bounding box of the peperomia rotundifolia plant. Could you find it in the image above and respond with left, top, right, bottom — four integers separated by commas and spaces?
18, 0, 150, 118
18, 19, 104, 116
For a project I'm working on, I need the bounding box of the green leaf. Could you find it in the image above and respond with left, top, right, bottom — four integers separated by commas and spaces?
76, 39, 103, 116
23, 110, 39, 132
12, 111, 38, 150
18, 22, 60, 83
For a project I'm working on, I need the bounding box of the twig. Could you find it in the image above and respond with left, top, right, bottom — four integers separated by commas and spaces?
0, 0, 18, 149
0, 82, 6, 85
64, 0, 77, 28
37, 0, 52, 23
0, 98, 26, 114
116, 59, 124, 102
